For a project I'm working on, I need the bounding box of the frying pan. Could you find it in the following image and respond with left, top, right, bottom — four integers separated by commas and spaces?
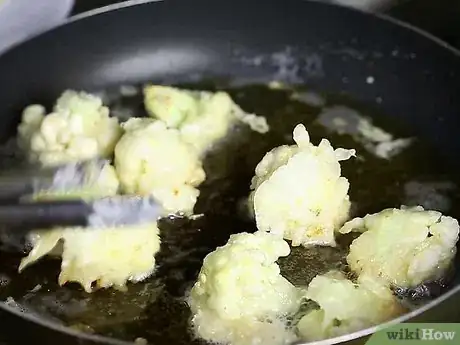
0, 0, 459, 344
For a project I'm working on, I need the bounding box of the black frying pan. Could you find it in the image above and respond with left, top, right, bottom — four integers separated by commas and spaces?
0, 0, 460, 345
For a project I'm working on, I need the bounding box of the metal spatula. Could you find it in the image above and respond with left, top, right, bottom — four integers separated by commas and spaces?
0, 159, 109, 201
0, 195, 162, 238
0, 159, 163, 237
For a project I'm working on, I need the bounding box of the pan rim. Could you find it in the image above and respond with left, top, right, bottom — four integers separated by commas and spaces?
64, 0, 460, 56
3, 280, 460, 345
0, 0, 459, 345
1, 0, 459, 59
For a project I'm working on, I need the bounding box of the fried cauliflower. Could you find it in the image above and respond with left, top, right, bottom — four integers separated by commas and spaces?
250, 124, 355, 247
188, 231, 301, 345
17, 90, 122, 166
297, 271, 405, 341
114, 118, 205, 215
339, 206, 459, 288
144, 85, 269, 155
19, 223, 160, 293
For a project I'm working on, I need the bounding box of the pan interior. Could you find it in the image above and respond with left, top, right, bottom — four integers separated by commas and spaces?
0, 81, 459, 345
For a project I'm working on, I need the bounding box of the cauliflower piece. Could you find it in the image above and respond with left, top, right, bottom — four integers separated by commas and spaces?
144, 84, 199, 127
144, 85, 269, 155
189, 231, 301, 345
178, 91, 243, 154
17, 90, 122, 166
19, 162, 161, 293
250, 124, 355, 247
297, 271, 405, 341
339, 206, 459, 288
247, 145, 297, 219
17, 104, 46, 150
19, 223, 160, 293
114, 118, 205, 215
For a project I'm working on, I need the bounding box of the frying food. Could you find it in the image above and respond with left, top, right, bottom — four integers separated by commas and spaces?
18, 160, 161, 293
17, 90, 122, 166
9, 83, 460, 345
188, 231, 301, 345
114, 117, 205, 214
249, 124, 355, 247
15, 86, 271, 294
339, 206, 460, 288
20, 223, 161, 293
144, 85, 269, 155
297, 271, 406, 341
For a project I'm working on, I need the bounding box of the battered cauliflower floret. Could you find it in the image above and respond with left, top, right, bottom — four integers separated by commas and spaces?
19, 162, 161, 293
297, 271, 405, 341
144, 84, 199, 127
250, 124, 355, 247
114, 118, 205, 215
144, 85, 269, 155
339, 206, 460, 288
189, 231, 301, 345
17, 90, 122, 166
19, 223, 160, 293
17, 104, 46, 150
247, 145, 298, 219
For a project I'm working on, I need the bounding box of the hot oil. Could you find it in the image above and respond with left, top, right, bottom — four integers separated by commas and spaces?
0, 83, 459, 344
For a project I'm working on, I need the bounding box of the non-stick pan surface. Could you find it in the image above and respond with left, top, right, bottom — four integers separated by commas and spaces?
0, 1, 460, 345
